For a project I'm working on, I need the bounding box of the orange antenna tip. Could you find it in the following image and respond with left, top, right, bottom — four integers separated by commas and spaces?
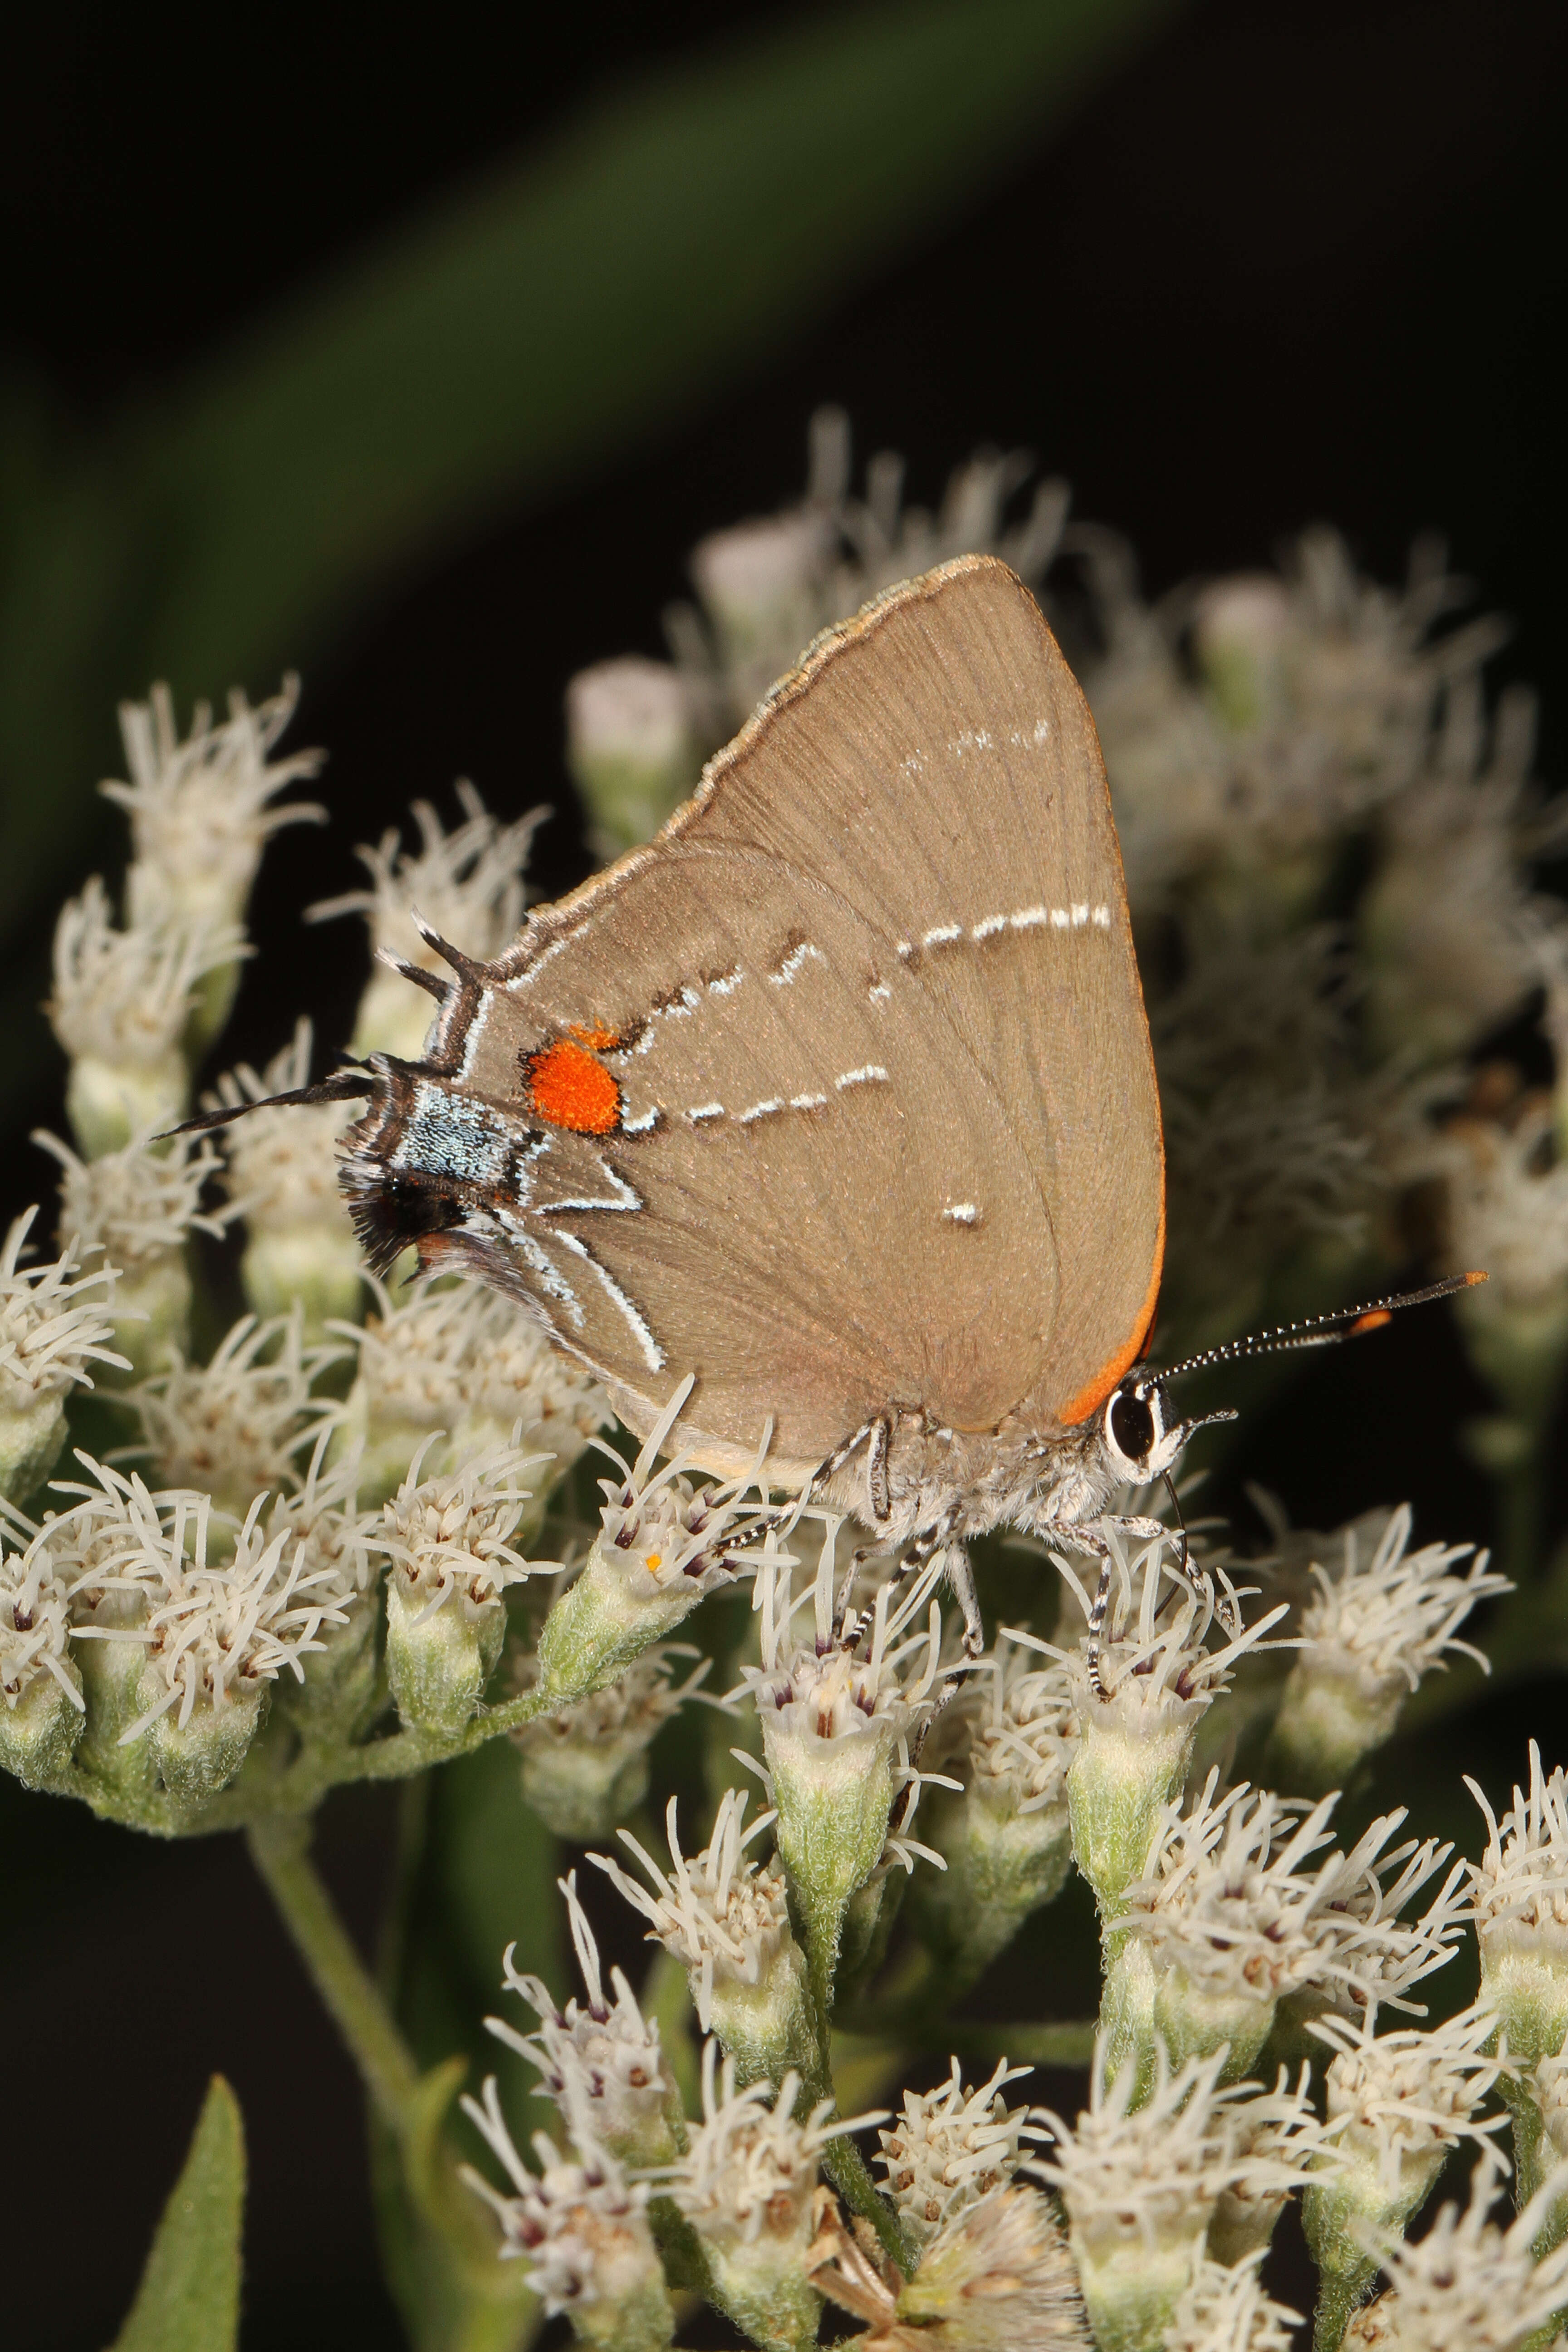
1464, 1269, 1489, 1286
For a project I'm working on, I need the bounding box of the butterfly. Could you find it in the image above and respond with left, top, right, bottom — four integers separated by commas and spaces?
193, 555, 1476, 1681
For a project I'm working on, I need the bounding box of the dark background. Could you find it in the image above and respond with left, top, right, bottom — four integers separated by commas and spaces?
5, 3, 1568, 2344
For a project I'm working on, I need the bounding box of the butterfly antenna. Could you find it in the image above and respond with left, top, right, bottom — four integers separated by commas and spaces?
1156, 1271, 1487, 1383
162, 1068, 376, 1138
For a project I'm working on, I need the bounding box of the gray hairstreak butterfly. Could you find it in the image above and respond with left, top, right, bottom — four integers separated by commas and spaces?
186, 555, 1481, 1684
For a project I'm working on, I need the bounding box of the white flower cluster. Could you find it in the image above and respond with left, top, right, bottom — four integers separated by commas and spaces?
0, 1208, 127, 1502
308, 782, 544, 1059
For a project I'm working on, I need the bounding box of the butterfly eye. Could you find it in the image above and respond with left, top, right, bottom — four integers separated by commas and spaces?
1107, 1385, 1156, 1469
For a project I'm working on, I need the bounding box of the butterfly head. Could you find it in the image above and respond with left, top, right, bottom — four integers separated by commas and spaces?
1099, 1372, 1217, 1485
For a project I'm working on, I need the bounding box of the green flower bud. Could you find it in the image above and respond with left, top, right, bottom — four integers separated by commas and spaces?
376, 1441, 542, 1738
595, 1792, 820, 2095
566, 657, 701, 857
513, 1646, 704, 1841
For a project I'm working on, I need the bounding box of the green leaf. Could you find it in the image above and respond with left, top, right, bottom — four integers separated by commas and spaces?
107, 2076, 245, 2352
0, 0, 1178, 1093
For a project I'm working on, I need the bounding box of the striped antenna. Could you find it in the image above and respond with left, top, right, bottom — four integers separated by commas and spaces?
1156, 1272, 1487, 1384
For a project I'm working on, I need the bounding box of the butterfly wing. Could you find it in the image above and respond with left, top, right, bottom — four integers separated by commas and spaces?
672, 554, 1164, 1426
361, 555, 1160, 1475
415, 842, 1060, 1481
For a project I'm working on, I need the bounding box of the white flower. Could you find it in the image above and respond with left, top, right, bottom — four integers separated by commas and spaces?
808, 2177, 1089, 2351
338, 1275, 610, 1513
1269, 1504, 1508, 1789
1302, 2006, 1510, 2348
876, 2057, 1041, 2248
534, 1381, 776, 1706
1467, 1741, 1568, 2066
459, 2085, 672, 2350
34, 1128, 227, 1274
375, 1435, 549, 1739
1112, 1778, 1343, 2078
33, 1127, 229, 1378
1206, 2066, 1343, 2266
1165, 2254, 1301, 2352
1, 1210, 127, 1500
122, 1492, 348, 1741
594, 1789, 815, 2089
484, 1870, 684, 2168
1031, 2041, 1303, 2352
207, 1020, 362, 1334
565, 656, 703, 858
0, 1511, 85, 1786
667, 2037, 848, 2249
104, 676, 323, 930
739, 1520, 948, 2004
1039, 1529, 1287, 1912
512, 1643, 711, 1838
1436, 1105, 1568, 1318
1361, 674, 1549, 1065
662, 2039, 873, 2351
375, 1435, 547, 1619
126, 1308, 340, 1522
1, 1210, 126, 1409
1341, 2153, 1568, 2352
49, 876, 248, 1151
308, 783, 544, 1059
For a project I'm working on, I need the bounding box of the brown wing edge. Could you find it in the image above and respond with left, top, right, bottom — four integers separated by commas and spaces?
488, 555, 1017, 975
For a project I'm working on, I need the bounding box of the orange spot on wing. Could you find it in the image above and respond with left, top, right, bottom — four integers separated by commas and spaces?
570, 1022, 620, 1052
1349, 1308, 1392, 1334
1058, 1197, 1167, 1427
527, 1039, 622, 1135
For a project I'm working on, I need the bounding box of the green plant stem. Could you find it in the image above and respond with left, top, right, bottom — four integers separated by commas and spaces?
246, 1814, 420, 2124
822, 2136, 915, 2278
42, 1680, 555, 1838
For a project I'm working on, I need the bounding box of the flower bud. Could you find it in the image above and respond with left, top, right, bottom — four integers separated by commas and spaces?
535, 1403, 761, 1710
65, 1052, 190, 1161
211, 1022, 362, 1339
566, 657, 700, 856
596, 1793, 819, 2094
377, 1443, 543, 1739
460, 2085, 675, 2352
1301, 2010, 1505, 2351
1468, 1743, 1568, 2070
512, 1646, 707, 1840
0, 1528, 85, 1790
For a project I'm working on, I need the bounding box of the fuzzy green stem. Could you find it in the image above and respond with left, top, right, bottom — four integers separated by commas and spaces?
821, 2136, 915, 2277
246, 1813, 420, 2123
